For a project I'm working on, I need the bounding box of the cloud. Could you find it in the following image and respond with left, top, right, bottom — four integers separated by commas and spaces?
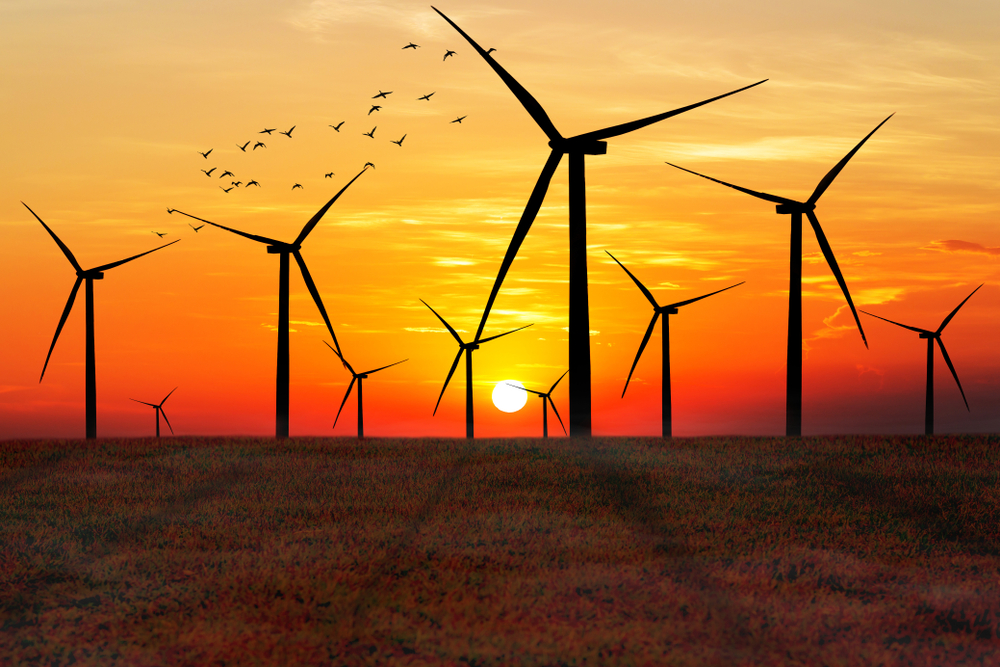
923, 240, 1000, 257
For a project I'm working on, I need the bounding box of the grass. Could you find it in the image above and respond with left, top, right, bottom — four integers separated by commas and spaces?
2, 435, 999, 665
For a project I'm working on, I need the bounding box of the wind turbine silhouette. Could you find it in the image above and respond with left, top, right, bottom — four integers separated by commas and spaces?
433, 6, 765, 437
606, 251, 743, 437
167, 166, 369, 438
25, 202, 179, 439
862, 284, 982, 435
666, 114, 892, 436
324, 342, 407, 439
421, 299, 532, 439
131, 387, 177, 438
507, 370, 568, 438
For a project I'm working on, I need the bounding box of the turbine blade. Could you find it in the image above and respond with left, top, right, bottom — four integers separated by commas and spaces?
40, 277, 82, 382
623, 313, 659, 397
859, 310, 929, 335
477, 322, 533, 344
421, 300, 464, 345
936, 338, 970, 411
548, 369, 569, 394
807, 114, 893, 206
548, 396, 567, 436
293, 250, 341, 353
363, 358, 409, 375
576, 80, 767, 143
806, 210, 867, 348
160, 386, 178, 407
431, 7, 562, 142
130, 399, 158, 408
24, 202, 83, 272
433, 350, 464, 416
333, 377, 356, 428
665, 163, 794, 206
606, 251, 659, 308
475, 149, 562, 341
159, 407, 175, 435
294, 166, 368, 246
92, 239, 180, 273
507, 382, 543, 396
168, 209, 282, 246
937, 284, 983, 334
323, 340, 355, 375
668, 281, 745, 309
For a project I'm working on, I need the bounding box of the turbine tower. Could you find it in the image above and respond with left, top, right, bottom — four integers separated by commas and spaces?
422, 299, 531, 439
607, 251, 743, 437
508, 370, 568, 438
433, 6, 765, 437
324, 342, 407, 439
862, 284, 982, 435
131, 387, 177, 438
26, 202, 179, 439
168, 166, 368, 438
666, 114, 892, 436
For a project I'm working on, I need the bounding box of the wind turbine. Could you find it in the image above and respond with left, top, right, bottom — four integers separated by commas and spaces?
607, 251, 743, 437
666, 114, 892, 436
421, 299, 532, 439
324, 341, 407, 439
433, 6, 765, 437
168, 166, 369, 438
862, 284, 982, 435
25, 203, 179, 439
508, 370, 568, 438
131, 387, 177, 438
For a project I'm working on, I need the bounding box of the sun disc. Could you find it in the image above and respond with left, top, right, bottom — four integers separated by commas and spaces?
492, 380, 528, 413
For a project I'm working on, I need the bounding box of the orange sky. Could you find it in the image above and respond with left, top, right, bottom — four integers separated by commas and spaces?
1, 0, 998, 439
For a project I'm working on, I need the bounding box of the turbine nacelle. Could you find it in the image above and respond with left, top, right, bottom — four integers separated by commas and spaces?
80, 270, 105, 280
658, 306, 679, 315
550, 137, 607, 155
775, 202, 815, 214
918, 331, 938, 339
266, 244, 300, 254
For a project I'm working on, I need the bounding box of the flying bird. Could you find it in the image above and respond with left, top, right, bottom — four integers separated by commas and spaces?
220, 170, 234, 178
189, 223, 204, 232
451, 116, 466, 124
292, 183, 303, 190
259, 128, 276, 134
246, 180, 260, 187
201, 168, 216, 177
280, 126, 296, 138
198, 149, 213, 159
363, 126, 376, 138
325, 172, 334, 178
330, 122, 344, 131
369, 105, 381, 115
372, 90, 392, 99
220, 186, 234, 193
237, 141, 251, 152
391, 135, 406, 146
417, 92, 435, 101
402, 42, 419, 49
231, 181, 242, 187
152, 231, 167, 238
443, 50, 456, 61
253, 141, 266, 150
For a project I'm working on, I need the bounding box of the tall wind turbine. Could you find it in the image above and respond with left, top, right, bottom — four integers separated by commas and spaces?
607, 251, 743, 437
508, 370, 568, 438
25, 203, 179, 439
168, 166, 368, 438
433, 6, 765, 437
324, 341, 407, 439
862, 284, 982, 435
422, 299, 532, 439
131, 387, 177, 438
666, 114, 892, 436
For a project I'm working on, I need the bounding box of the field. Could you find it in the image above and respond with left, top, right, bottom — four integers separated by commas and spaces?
2, 435, 999, 665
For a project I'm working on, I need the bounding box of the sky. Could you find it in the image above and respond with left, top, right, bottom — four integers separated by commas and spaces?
1, 0, 998, 439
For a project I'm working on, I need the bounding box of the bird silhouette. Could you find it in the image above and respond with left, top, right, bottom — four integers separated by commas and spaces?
330, 122, 344, 131
391, 135, 406, 146
363, 127, 376, 138
451, 116, 466, 124
253, 141, 266, 150
201, 168, 216, 177
189, 223, 205, 232
292, 183, 303, 190
443, 50, 456, 61
220, 186, 234, 193
403, 42, 419, 49
246, 180, 260, 187
325, 172, 334, 178
372, 90, 392, 99
152, 231, 167, 238
369, 105, 381, 115
364, 162, 375, 169
280, 126, 296, 138
198, 149, 213, 159
220, 170, 234, 179
237, 140, 251, 152
260, 128, 275, 134
231, 181, 242, 187
418, 92, 435, 101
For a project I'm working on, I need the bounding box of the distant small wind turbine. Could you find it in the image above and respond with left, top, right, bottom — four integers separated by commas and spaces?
508, 370, 568, 437
325, 342, 407, 439
862, 284, 983, 435
131, 387, 177, 438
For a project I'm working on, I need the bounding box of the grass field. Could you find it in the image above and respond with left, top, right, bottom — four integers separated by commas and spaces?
2, 435, 999, 665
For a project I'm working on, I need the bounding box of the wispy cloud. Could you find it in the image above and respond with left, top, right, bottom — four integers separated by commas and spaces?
923, 239, 1000, 257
